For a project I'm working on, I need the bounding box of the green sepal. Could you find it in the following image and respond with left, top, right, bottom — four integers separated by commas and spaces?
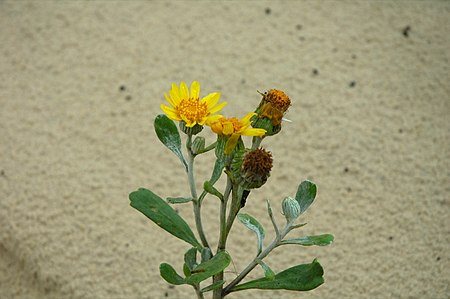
280, 234, 334, 246
295, 180, 317, 214
154, 114, 188, 171
237, 213, 265, 255
232, 259, 324, 292
203, 181, 224, 201
191, 136, 206, 155
159, 263, 186, 285
201, 280, 225, 293
186, 251, 231, 284
166, 197, 193, 204
129, 188, 202, 249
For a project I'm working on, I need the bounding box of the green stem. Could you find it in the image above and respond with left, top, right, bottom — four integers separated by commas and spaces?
251, 136, 263, 149
193, 284, 205, 299
186, 133, 210, 249
222, 223, 293, 296
212, 178, 232, 299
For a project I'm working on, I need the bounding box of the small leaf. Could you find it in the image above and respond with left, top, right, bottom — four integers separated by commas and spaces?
257, 260, 275, 280
183, 263, 191, 277
201, 247, 212, 263
160, 263, 186, 285
130, 188, 202, 249
184, 247, 198, 271
209, 159, 224, 185
232, 259, 324, 292
186, 251, 231, 284
167, 197, 193, 204
237, 213, 265, 254
280, 234, 334, 246
154, 114, 188, 171
203, 181, 223, 201
295, 180, 317, 214
201, 280, 225, 293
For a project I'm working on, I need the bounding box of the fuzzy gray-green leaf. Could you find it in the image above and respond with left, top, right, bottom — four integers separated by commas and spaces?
154, 114, 187, 171
237, 213, 265, 254
160, 263, 186, 285
129, 188, 202, 249
232, 259, 324, 292
280, 234, 334, 246
186, 251, 231, 284
295, 180, 317, 214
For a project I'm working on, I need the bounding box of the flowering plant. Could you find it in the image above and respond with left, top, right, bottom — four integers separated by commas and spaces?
129, 81, 333, 299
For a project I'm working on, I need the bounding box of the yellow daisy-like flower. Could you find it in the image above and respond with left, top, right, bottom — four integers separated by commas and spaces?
160, 81, 227, 128
207, 112, 266, 154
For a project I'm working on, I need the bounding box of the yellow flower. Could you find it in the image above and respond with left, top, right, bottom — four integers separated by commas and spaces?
160, 81, 227, 128
207, 112, 266, 154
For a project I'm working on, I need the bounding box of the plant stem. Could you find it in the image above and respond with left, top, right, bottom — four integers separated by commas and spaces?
212, 178, 232, 299
193, 284, 205, 299
222, 223, 293, 296
251, 136, 263, 149
186, 133, 210, 249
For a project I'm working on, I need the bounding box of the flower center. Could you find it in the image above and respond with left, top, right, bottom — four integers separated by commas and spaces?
177, 98, 208, 122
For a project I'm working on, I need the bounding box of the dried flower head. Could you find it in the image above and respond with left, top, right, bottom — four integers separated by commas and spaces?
235, 148, 273, 189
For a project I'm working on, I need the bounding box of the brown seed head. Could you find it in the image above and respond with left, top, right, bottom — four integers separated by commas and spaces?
240, 148, 273, 189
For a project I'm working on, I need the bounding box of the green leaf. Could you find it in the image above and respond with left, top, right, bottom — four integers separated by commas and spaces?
295, 180, 317, 214
160, 263, 186, 285
232, 259, 324, 292
166, 197, 193, 204
129, 188, 202, 249
203, 181, 223, 201
280, 234, 334, 246
201, 280, 225, 293
237, 213, 265, 254
201, 247, 212, 263
209, 159, 224, 185
257, 260, 275, 280
186, 251, 231, 284
184, 247, 198, 271
154, 114, 188, 171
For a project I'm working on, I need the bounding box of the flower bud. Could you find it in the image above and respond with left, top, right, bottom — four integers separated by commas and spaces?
191, 136, 205, 155
232, 148, 273, 189
282, 196, 301, 222
252, 89, 291, 136
179, 121, 203, 135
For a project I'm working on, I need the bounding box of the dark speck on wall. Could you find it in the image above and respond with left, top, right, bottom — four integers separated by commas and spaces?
119, 85, 126, 91
388, 236, 394, 241
296, 24, 302, 30
344, 167, 349, 173
125, 95, 132, 101
312, 68, 319, 76
436, 256, 441, 261
265, 7, 271, 15
349, 81, 356, 88
402, 25, 411, 37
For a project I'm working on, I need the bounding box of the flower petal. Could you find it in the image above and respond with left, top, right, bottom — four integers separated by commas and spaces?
241, 127, 266, 137
190, 81, 200, 99
208, 101, 227, 114
170, 83, 181, 102
180, 82, 189, 100
203, 92, 221, 109
164, 92, 176, 107
222, 121, 234, 135
242, 112, 257, 125
224, 134, 240, 155
160, 104, 182, 121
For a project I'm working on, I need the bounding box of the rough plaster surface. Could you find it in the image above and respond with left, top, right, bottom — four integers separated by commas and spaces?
0, 1, 449, 298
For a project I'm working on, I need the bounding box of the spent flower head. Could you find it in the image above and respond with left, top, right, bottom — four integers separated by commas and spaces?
252, 89, 291, 136
232, 147, 273, 189
160, 81, 227, 133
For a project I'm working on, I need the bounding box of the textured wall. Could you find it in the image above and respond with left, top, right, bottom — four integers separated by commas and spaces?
0, 1, 449, 298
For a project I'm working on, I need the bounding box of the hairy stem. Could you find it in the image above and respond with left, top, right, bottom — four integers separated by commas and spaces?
222, 223, 293, 296
187, 134, 210, 249
212, 178, 232, 299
